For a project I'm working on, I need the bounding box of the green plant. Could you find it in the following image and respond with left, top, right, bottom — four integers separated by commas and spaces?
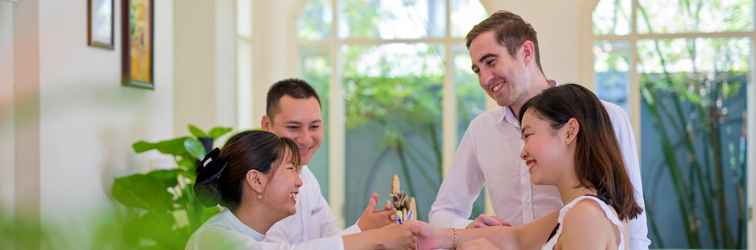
109, 125, 233, 250
638, 4, 748, 248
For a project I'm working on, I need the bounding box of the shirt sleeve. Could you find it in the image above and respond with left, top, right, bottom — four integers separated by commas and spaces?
186, 227, 345, 250
428, 119, 485, 229
604, 102, 651, 250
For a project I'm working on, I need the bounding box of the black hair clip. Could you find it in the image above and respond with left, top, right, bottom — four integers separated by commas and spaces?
194, 148, 228, 206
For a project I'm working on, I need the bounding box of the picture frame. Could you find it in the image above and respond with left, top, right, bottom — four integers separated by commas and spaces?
87, 0, 114, 49
122, 0, 155, 89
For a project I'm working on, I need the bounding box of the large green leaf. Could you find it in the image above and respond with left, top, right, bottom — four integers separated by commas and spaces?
155, 137, 192, 156
146, 169, 180, 187
188, 125, 208, 138
112, 174, 173, 210
132, 141, 156, 153
208, 127, 233, 139
184, 138, 206, 160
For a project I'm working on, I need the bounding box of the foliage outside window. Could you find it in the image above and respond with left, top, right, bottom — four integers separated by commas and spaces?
297, 0, 487, 223
593, 0, 751, 248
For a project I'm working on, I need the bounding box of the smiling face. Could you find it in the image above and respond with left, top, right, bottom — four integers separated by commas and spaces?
468, 31, 530, 107
263, 96, 323, 165
519, 109, 573, 186
260, 147, 303, 218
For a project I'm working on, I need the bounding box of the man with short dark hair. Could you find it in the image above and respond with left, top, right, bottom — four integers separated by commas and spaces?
429, 10, 651, 250
262, 78, 417, 249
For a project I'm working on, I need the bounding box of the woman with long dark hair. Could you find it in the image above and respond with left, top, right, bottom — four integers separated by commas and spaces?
415, 83, 642, 250
186, 130, 417, 250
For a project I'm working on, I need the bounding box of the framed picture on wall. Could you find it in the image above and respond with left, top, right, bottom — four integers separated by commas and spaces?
122, 0, 154, 89
87, 0, 114, 49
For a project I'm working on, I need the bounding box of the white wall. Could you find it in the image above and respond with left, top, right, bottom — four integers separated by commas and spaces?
249, 0, 300, 125
173, 0, 237, 134
9, 0, 175, 229
0, 0, 15, 214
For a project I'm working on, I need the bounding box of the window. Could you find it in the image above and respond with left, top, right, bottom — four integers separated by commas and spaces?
297, 0, 487, 225
593, 0, 752, 248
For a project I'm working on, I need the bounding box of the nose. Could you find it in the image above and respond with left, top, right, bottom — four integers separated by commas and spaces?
520, 147, 528, 161
296, 129, 313, 148
294, 173, 303, 188
478, 68, 494, 89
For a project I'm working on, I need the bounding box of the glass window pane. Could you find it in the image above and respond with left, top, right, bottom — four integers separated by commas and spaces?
594, 41, 630, 111
451, 0, 487, 37
298, 0, 332, 41
342, 44, 444, 223
453, 44, 487, 217
638, 0, 753, 33
593, 0, 631, 35
638, 38, 749, 249
237, 0, 251, 38
339, 0, 446, 39
299, 46, 332, 199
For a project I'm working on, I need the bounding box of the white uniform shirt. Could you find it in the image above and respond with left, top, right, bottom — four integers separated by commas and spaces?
266, 166, 361, 243
429, 101, 651, 250
185, 209, 344, 250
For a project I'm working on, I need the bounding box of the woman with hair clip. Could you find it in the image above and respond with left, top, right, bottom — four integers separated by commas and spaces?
186, 130, 417, 250
414, 83, 643, 250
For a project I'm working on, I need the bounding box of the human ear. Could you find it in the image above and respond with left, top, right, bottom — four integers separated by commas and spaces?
563, 118, 580, 145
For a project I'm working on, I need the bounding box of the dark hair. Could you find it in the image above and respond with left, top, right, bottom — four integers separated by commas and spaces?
194, 130, 301, 210
266, 78, 321, 119
466, 10, 544, 74
517, 83, 642, 220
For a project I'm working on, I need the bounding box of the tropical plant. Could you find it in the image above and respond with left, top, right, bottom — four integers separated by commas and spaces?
637, 3, 749, 248
109, 125, 233, 250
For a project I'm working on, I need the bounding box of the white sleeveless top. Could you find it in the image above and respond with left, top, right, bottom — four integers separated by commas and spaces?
541, 195, 624, 250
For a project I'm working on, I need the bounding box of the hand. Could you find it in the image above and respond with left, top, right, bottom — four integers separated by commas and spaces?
459, 238, 499, 250
407, 221, 443, 250
466, 215, 511, 229
374, 223, 417, 250
357, 193, 396, 230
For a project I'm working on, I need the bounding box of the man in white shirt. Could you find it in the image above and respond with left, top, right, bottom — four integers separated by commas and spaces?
261, 78, 413, 248
428, 10, 652, 250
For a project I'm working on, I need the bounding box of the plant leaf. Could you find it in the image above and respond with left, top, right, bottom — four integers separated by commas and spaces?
154, 137, 191, 156
112, 174, 173, 210
188, 125, 208, 138
133, 141, 157, 153
184, 138, 206, 160
208, 127, 233, 139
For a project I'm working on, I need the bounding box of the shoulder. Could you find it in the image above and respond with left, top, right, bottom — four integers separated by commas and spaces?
558, 199, 615, 248
467, 109, 501, 132
187, 221, 249, 250
600, 100, 630, 124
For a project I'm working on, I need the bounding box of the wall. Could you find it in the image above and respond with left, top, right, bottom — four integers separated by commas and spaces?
249, 0, 300, 125
9, 0, 175, 232
0, 0, 15, 214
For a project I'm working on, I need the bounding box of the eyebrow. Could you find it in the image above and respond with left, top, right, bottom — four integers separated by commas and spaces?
520, 125, 530, 134
471, 53, 497, 72
478, 53, 496, 64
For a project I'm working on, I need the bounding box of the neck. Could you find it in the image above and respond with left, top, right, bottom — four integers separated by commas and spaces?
510, 71, 553, 118
233, 200, 280, 235
557, 176, 596, 205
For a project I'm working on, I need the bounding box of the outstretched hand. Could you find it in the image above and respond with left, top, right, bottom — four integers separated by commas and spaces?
357, 193, 396, 230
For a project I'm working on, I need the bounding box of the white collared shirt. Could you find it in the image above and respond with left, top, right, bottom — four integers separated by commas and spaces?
185, 209, 344, 250
429, 101, 651, 250
266, 166, 361, 243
